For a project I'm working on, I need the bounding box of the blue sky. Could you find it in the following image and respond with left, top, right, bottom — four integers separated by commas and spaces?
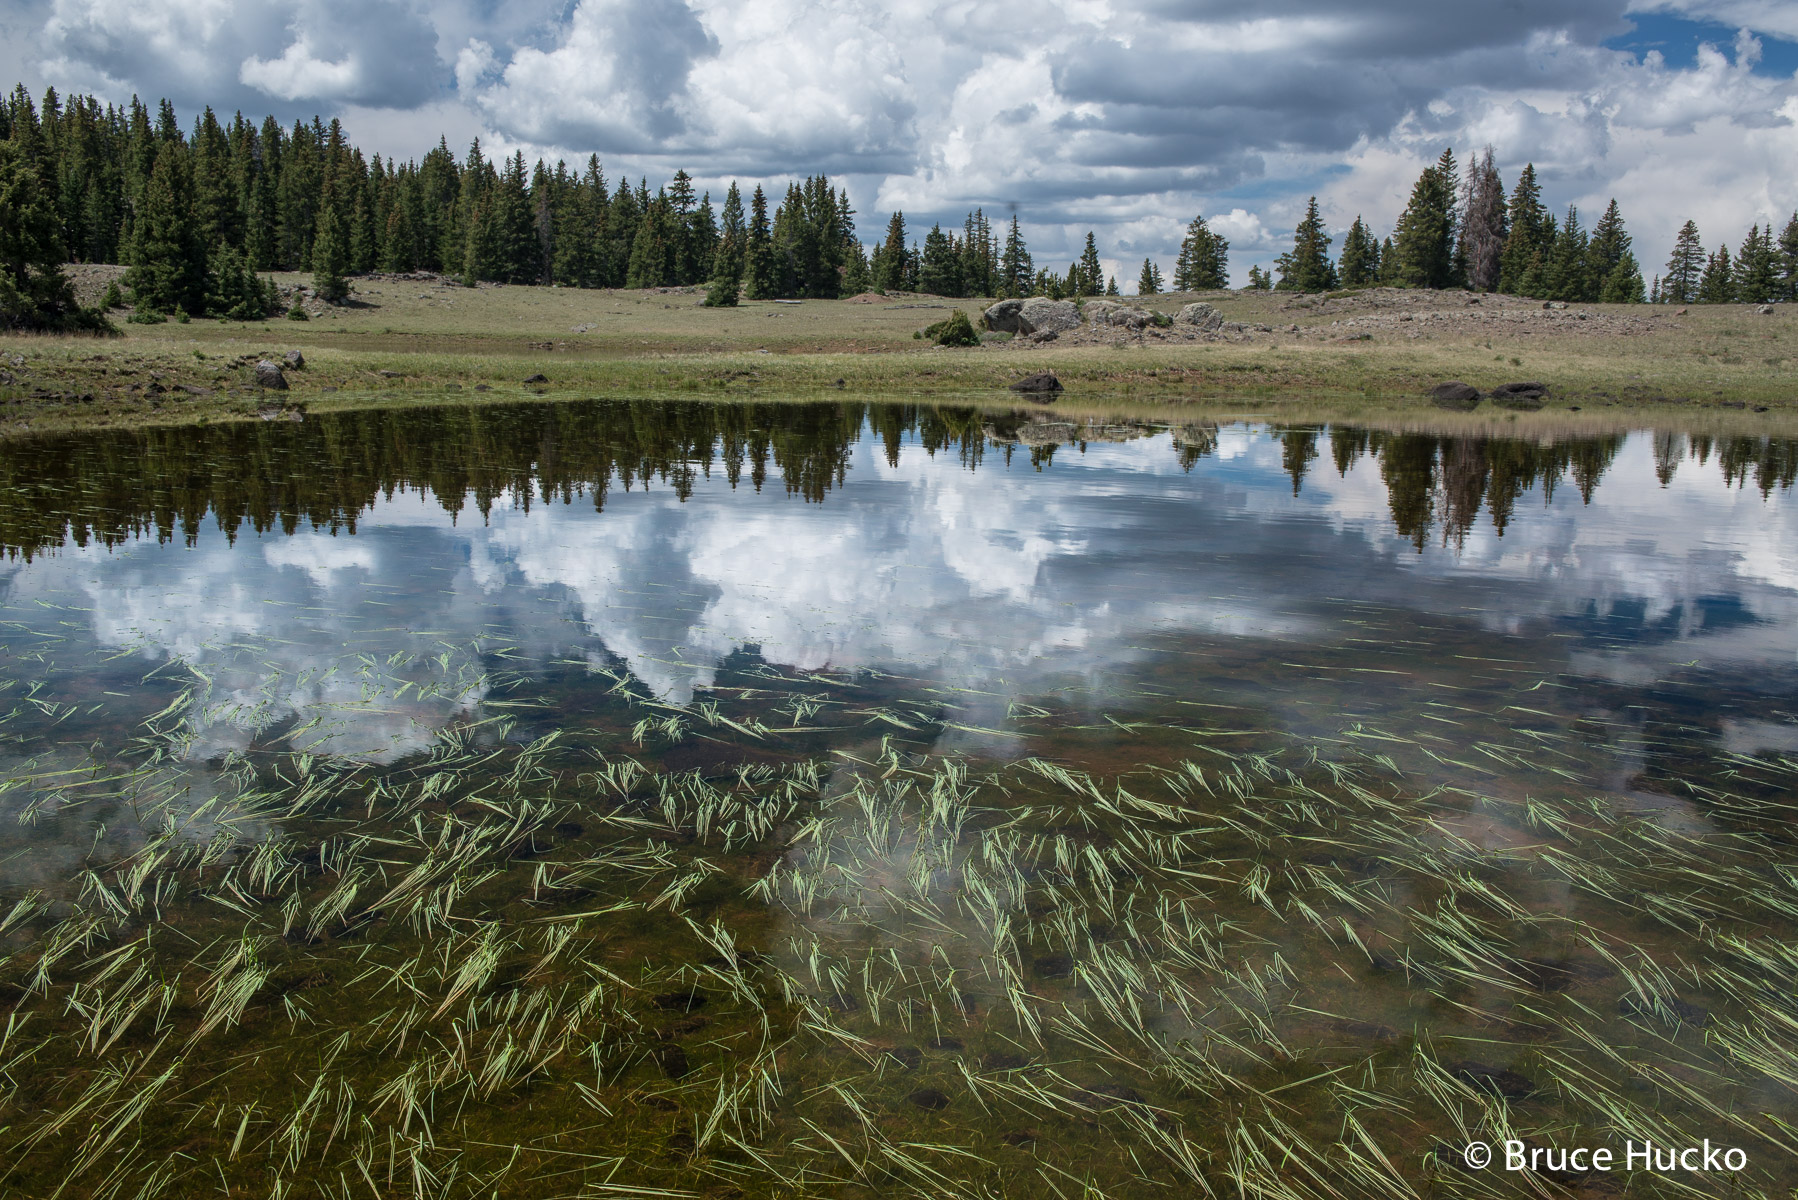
1, 0, 1795, 288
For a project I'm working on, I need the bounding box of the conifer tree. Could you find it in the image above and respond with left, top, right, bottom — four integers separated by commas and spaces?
705, 181, 745, 306
1697, 245, 1734, 304
1778, 212, 1798, 302
1586, 200, 1642, 302
742, 185, 775, 300
1246, 265, 1272, 290
960, 210, 996, 297
999, 216, 1032, 297
1663, 221, 1704, 305
918, 223, 960, 296
1105, 274, 1119, 296
1276, 196, 1336, 291
873, 211, 907, 292
1136, 258, 1162, 295
1078, 232, 1104, 296
1172, 215, 1228, 290
125, 142, 207, 314
1391, 149, 1459, 289
0, 140, 97, 330
311, 178, 350, 302
1733, 223, 1778, 303
1459, 146, 1506, 291
1497, 164, 1548, 295
1337, 216, 1379, 286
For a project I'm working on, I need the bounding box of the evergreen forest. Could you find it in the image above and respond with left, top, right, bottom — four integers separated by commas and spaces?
2, 84, 1796, 331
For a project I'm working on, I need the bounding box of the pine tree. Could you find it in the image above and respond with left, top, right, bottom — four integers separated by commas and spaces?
873, 211, 907, 292
918, 223, 960, 296
1105, 274, 1119, 296
311, 178, 350, 302
1276, 196, 1336, 292
1459, 146, 1506, 291
1246, 265, 1272, 290
1542, 207, 1588, 302
704, 181, 745, 306
1663, 221, 1704, 305
1136, 258, 1162, 295
960, 210, 996, 297
0, 140, 96, 330
1497, 164, 1548, 295
1390, 149, 1459, 289
1078, 232, 1104, 296
1172, 215, 1228, 290
742, 185, 775, 300
1337, 216, 1379, 286
1586, 200, 1642, 302
1778, 212, 1798, 302
999, 216, 1032, 298
125, 142, 208, 314
1733, 223, 1778, 303
1697, 245, 1734, 304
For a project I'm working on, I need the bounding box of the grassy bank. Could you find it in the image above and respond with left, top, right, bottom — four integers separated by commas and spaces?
4, 270, 1798, 435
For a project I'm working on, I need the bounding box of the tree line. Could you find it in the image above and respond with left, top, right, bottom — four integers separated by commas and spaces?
3, 84, 1797, 332
1258, 146, 1798, 305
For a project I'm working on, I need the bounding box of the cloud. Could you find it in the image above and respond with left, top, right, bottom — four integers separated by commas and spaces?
13, 0, 1798, 279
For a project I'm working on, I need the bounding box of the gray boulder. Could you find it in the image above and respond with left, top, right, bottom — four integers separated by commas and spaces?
1087, 302, 1151, 330
252, 360, 288, 390
1175, 302, 1224, 332
983, 297, 1083, 334
1429, 381, 1481, 410
1007, 371, 1063, 398
982, 299, 1027, 333
1757, 304, 1776, 315
283, 349, 306, 371
1017, 297, 1080, 334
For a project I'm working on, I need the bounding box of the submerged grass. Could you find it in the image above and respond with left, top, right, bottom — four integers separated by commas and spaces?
0, 612, 1794, 1199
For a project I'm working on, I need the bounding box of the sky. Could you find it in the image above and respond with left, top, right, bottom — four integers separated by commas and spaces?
3, 0, 1797, 288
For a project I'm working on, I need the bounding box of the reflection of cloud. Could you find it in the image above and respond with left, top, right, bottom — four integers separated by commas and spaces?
3, 424, 1794, 769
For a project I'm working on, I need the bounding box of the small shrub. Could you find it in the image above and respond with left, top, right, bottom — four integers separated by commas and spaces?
287, 304, 310, 322
100, 281, 124, 309
127, 309, 167, 325
919, 310, 980, 347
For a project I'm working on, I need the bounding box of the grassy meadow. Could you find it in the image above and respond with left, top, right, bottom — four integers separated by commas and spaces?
1, 271, 1797, 435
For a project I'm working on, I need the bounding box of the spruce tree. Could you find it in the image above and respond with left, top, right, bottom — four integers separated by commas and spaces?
1246, 265, 1272, 290
1137, 258, 1162, 295
1172, 215, 1228, 290
1390, 149, 1459, 289
0, 140, 95, 330
311, 178, 350, 302
1733, 224, 1778, 303
1778, 212, 1798, 302
999, 216, 1032, 298
1459, 146, 1506, 291
1585, 200, 1641, 302
1105, 274, 1119, 296
1697, 245, 1734, 304
705, 181, 745, 306
1663, 221, 1704, 305
125, 142, 207, 314
918, 223, 960, 296
1497, 164, 1547, 295
1337, 216, 1379, 287
1078, 232, 1104, 296
1275, 196, 1336, 291
742, 185, 775, 300
873, 211, 907, 292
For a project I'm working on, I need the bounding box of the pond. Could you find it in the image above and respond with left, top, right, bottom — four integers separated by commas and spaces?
0, 399, 1795, 1199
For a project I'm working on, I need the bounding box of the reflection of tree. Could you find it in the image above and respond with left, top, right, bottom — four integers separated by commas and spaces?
0, 408, 1789, 561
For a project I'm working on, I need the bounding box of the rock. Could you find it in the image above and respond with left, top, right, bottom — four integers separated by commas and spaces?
283, 349, 306, 371
1428, 381, 1482, 411
1175, 302, 1224, 331
1032, 954, 1075, 979
523, 373, 548, 384
252, 360, 288, 390
1087, 302, 1152, 330
652, 989, 708, 1012
907, 1088, 951, 1111
982, 297, 1079, 335
879, 1045, 923, 1070
982, 298, 1027, 333
1006, 372, 1063, 398
1543, 301, 1568, 310
1017, 297, 1080, 334
1757, 304, 1776, 315
1488, 381, 1548, 410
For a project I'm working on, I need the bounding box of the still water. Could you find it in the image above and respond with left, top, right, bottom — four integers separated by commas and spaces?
0, 400, 1794, 1198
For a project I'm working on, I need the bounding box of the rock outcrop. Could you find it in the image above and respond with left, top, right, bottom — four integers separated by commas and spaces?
1175, 302, 1224, 331
983, 298, 1080, 335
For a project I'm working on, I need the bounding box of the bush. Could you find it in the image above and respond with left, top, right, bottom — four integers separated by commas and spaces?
127, 309, 168, 325
918, 309, 980, 347
286, 304, 310, 322
100, 281, 123, 309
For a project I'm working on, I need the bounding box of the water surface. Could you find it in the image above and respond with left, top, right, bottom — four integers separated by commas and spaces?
1, 400, 1794, 1198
